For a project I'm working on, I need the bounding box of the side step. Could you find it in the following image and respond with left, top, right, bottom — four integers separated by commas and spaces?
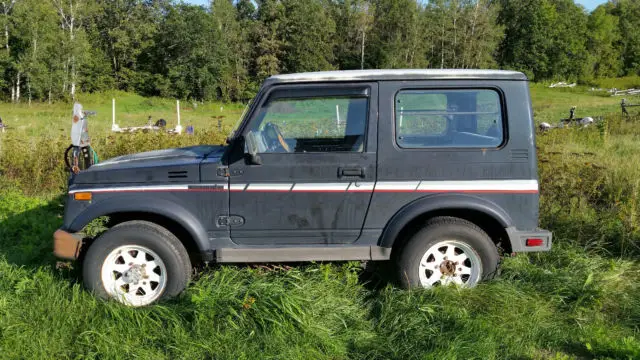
216, 246, 392, 263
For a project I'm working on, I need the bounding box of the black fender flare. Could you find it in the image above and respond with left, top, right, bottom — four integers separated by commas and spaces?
378, 193, 513, 248
66, 195, 211, 253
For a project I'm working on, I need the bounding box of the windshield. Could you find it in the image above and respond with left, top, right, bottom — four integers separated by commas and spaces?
228, 96, 256, 139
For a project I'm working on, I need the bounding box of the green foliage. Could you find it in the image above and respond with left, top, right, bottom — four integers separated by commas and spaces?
3, 0, 640, 103
586, 5, 622, 78
82, 216, 109, 238
498, 0, 588, 81
612, 0, 640, 75
280, 0, 336, 73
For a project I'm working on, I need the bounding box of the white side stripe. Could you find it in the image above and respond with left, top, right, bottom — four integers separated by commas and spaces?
375, 181, 420, 191
245, 183, 293, 192
69, 180, 539, 194
347, 182, 375, 192
292, 183, 349, 192
69, 185, 189, 193
230, 183, 248, 191
416, 180, 538, 192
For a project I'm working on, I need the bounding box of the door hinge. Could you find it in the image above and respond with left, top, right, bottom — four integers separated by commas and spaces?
217, 215, 245, 227
216, 167, 230, 177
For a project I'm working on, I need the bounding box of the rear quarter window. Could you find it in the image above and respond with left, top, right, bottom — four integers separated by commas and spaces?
395, 89, 504, 149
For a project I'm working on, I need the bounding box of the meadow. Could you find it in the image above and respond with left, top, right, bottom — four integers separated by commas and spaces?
0, 81, 639, 359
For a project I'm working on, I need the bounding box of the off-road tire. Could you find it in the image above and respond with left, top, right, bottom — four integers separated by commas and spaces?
397, 216, 500, 289
83, 220, 191, 305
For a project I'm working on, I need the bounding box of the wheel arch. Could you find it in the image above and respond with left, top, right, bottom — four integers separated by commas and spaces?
67, 196, 211, 261
378, 194, 513, 255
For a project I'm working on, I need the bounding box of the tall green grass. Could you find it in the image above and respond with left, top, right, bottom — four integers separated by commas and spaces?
0, 88, 639, 358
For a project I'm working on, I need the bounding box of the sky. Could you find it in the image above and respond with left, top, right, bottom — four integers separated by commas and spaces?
185, 0, 608, 11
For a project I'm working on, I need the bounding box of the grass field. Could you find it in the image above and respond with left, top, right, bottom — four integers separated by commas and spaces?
0, 83, 639, 359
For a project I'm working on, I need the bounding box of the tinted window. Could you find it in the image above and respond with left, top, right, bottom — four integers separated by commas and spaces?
249, 96, 367, 153
395, 89, 503, 148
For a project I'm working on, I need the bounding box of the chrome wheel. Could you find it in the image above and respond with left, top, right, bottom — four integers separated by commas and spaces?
101, 245, 167, 306
418, 240, 482, 288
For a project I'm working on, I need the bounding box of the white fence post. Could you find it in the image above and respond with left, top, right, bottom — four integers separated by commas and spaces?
111, 98, 120, 132
175, 100, 183, 134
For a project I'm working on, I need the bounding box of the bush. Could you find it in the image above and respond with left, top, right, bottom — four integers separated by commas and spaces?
0, 130, 227, 196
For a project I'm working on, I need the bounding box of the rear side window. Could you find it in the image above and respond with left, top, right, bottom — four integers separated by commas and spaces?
395, 89, 503, 148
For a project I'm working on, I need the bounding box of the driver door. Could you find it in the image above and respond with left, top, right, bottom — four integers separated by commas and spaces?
228, 83, 378, 245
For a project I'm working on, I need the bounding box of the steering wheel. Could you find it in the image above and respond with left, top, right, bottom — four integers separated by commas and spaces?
262, 122, 291, 153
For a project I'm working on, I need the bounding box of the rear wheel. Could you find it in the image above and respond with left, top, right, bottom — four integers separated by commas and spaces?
82, 221, 191, 306
397, 217, 499, 289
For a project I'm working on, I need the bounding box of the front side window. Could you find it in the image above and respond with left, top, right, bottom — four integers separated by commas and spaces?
248, 95, 368, 153
395, 89, 503, 148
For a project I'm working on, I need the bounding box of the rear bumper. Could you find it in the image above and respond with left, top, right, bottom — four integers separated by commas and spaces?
506, 227, 552, 252
53, 229, 83, 260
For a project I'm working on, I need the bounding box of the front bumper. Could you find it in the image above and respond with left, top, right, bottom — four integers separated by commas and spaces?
53, 229, 83, 260
506, 227, 552, 252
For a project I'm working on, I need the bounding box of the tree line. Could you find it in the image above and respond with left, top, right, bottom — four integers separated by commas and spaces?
0, 0, 639, 103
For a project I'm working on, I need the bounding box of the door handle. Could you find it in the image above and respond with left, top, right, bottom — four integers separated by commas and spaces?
338, 167, 365, 178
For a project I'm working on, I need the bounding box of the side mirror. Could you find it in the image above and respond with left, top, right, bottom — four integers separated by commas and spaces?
244, 132, 262, 165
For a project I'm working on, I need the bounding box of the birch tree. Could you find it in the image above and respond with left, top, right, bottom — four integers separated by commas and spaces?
0, 0, 17, 101
52, 0, 90, 99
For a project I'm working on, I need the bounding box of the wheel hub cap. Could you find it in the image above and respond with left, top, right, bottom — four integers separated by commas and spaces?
122, 264, 146, 284
439, 259, 458, 276
101, 245, 167, 306
417, 240, 482, 288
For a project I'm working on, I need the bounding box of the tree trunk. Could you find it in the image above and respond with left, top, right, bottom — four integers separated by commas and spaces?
440, 12, 445, 69
70, 18, 76, 100
71, 56, 76, 100
4, 22, 7, 53
465, 0, 481, 69
360, 29, 366, 70
452, 4, 457, 68
27, 76, 31, 106
63, 58, 69, 93
15, 71, 20, 103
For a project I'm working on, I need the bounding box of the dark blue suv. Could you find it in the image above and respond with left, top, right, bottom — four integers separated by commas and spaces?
54, 70, 552, 306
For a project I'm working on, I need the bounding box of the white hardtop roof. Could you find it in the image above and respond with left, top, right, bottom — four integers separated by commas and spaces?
267, 69, 527, 84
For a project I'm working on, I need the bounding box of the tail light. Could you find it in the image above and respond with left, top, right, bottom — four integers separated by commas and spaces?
526, 238, 544, 247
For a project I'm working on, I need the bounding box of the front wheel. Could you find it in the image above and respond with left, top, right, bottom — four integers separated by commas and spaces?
82, 221, 192, 306
397, 217, 499, 289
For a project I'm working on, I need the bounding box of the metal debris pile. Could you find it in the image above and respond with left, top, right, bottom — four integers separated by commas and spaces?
610, 88, 640, 96
539, 106, 602, 131
549, 82, 576, 88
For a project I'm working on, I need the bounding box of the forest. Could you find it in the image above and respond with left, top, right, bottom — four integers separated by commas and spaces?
0, 0, 639, 103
